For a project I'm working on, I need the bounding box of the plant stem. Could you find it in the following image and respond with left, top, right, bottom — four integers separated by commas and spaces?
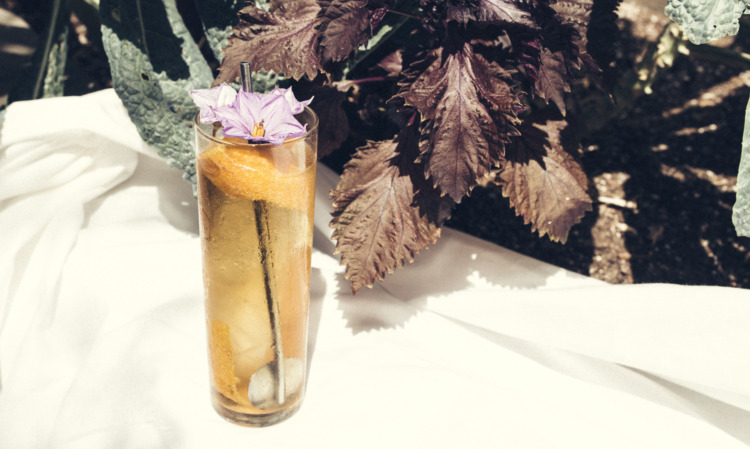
33, 0, 65, 99
686, 43, 750, 69
336, 76, 387, 91
386, 9, 421, 21
342, 15, 410, 77
407, 111, 417, 127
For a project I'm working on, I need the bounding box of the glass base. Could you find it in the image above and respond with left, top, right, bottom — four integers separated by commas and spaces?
211, 395, 302, 427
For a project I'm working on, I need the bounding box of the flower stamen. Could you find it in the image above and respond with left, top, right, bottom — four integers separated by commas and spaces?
253, 120, 265, 137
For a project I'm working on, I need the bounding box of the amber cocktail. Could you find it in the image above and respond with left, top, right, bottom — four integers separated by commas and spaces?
194, 108, 317, 426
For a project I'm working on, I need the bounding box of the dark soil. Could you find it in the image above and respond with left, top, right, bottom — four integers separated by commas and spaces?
4, 1, 749, 288
448, 3, 750, 287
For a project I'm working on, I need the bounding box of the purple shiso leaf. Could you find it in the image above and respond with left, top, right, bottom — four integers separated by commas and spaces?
189, 83, 237, 123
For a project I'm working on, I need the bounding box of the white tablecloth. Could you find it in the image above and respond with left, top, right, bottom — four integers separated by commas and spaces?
1, 90, 749, 448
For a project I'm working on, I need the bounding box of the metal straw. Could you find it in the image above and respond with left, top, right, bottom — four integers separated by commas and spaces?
240, 61, 253, 93
252, 201, 286, 404
240, 61, 286, 405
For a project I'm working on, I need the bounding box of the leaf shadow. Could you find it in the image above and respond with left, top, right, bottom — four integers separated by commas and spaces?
507, 118, 549, 168
335, 271, 427, 335
332, 227, 581, 334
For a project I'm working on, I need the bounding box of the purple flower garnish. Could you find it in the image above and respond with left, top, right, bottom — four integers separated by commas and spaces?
219, 90, 308, 145
189, 83, 236, 123
190, 85, 312, 145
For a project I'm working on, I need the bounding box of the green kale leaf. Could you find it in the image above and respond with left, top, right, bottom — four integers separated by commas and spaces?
665, 0, 749, 45
100, 0, 213, 184
733, 97, 750, 236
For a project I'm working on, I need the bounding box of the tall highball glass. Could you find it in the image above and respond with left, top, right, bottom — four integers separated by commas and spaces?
194, 108, 318, 426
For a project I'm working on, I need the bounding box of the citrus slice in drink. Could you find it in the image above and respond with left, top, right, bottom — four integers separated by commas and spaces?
208, 319, 243, 403
197, 140, 312, 211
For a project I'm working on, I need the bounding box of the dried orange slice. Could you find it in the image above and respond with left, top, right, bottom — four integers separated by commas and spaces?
207, 319, 243, 403
197, 141, 312, 210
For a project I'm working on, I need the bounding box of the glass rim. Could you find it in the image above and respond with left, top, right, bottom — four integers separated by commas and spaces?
193, 106, 319, 148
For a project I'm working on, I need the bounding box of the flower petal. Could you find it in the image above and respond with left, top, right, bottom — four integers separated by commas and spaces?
190, 84, 237, 123
269, 86, 313, 115
215, 90, 268, 140
215, 84, 237, 108
213, 104, 253, 140
260, 95, 307, 145
234, 89, 264, 125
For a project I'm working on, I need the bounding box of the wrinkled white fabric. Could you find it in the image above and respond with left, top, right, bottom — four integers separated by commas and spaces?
0, 90, 150, 391
0, 90, 748, 448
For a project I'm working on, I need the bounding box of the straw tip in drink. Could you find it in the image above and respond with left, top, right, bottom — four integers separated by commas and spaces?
248, 357, 304, 409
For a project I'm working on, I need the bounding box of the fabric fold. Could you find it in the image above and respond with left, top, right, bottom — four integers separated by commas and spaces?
0, 91, 143, 387
418, 284, 750, 403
